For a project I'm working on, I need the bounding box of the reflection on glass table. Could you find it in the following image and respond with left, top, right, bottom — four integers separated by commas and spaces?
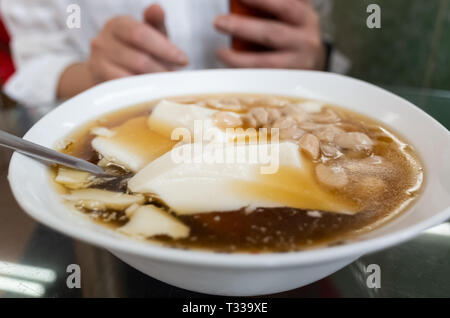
0, 86, 448, 298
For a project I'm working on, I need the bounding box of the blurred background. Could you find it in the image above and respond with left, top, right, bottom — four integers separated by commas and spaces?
1, 0, 449, 98
0, 0, 448, 298
334, 0, 449, 91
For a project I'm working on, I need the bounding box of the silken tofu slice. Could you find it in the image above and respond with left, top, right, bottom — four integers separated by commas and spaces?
91, 116, 176, 172
128, 142, 357, 215
63, 189, 145, 211
118, 205, 189, 239
55, 167, 94, 189
147, 99, 227, 142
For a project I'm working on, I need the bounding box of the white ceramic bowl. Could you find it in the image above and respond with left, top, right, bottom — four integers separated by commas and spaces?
8, 70, 450, 296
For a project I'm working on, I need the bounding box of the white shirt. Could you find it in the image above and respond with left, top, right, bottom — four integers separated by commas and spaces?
1, 0, 343, 106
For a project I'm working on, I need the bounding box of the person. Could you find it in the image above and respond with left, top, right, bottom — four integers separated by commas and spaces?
1, 0, 346, 107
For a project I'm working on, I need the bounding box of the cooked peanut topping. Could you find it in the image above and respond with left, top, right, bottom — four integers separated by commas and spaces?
212, 111, 243, 129
252, 96, 290, 108
297, 121, 326, 131
271, 117, 305, 140
207, 97, 245, 112
281, 104, 306, 122
266, 108, 283, 122
298, 134, 320, 159
315, 164, 348, 188
247, 107, 270, 127
310, 109, 340, 124
313, 126, 345, 142
320, 143, 342, 159
335, 132, 374, 152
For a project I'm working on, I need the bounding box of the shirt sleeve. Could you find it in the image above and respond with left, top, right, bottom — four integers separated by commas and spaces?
1, 0, 82, 106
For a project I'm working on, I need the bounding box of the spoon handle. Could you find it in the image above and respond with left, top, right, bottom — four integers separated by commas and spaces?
0, 130, 104, 175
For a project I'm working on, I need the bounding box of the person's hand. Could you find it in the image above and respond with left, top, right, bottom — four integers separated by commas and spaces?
214, 0, 326, 70
87, 4, 188, 83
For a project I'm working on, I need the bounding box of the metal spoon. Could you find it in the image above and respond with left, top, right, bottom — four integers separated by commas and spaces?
0, 130, 106, 175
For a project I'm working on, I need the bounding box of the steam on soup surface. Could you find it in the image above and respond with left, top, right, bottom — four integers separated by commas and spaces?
53, 94, 424, 253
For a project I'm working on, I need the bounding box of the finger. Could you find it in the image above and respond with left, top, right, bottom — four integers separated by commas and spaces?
216, 48, 297, 68
92, 58, 133, 82
100, 35, 168, 73
111, 16, 188, 66
214, 14, 303, 49
158, 61, 184, 71
143, 6, 178, 70
240, 0, 317, 26
144, 4, 167, 35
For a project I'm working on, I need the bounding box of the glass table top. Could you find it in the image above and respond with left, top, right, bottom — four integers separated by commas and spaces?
0, 86, 448, 298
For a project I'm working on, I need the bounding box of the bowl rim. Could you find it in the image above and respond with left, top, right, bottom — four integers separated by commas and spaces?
8, 69, 450, 268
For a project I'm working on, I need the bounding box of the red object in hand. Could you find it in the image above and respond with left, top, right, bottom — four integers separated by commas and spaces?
230, 0, 273, 52
0, 14, 14, 85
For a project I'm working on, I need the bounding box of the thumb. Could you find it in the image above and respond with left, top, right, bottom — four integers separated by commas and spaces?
144, 4, 167, 35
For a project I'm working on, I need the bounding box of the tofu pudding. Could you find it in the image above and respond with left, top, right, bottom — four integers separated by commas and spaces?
53, 94, 424, 253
